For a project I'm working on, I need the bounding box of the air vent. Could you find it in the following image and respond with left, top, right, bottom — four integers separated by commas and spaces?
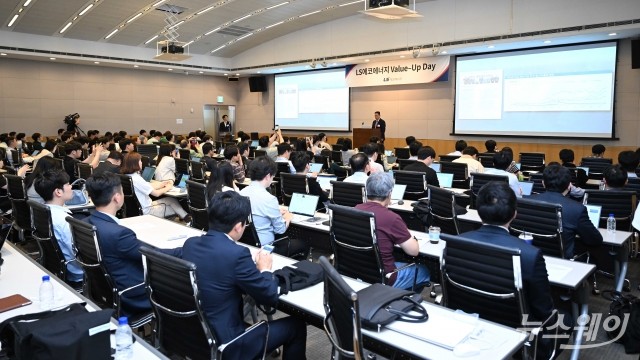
156, 4, 188, 14
218, 25, 253, 37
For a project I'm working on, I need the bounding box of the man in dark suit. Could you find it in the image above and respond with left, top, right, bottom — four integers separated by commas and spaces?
403, 146, 440, 187
182, 191, 307, 360
531, 164, 603, 258
84, 172, 181, 317
460, 181, 554, 323
371, 110, 386, 142
219, 114, 232, 133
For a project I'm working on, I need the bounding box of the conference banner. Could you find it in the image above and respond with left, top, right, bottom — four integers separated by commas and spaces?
345, 56, 450, 87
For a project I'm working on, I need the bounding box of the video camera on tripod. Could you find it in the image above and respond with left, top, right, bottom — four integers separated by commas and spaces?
64, 113, 80, 126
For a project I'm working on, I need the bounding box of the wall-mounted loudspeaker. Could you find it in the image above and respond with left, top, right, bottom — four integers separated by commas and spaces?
249, 76, 267, 92
632, 39, 640, 69
228, 77, 239, 82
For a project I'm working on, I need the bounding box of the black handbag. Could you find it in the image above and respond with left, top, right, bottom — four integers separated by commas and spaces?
357, 283, 428, 331
0, 303, 112, 360
274, 260, 325, 294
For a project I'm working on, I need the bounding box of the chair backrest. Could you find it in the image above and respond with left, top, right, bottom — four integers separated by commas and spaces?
331, 143, 343, 151
329, 204, 385, 284
28, 200, 66, 280
179, 149, 191, 161
5, 174, 27, 200
5, 174, 32, 235
66, 216, 116, 309
439, 161, 469, 189
141, 155, 150, 170
330, 181, 366, 208
583, 190, 637, 231
529, 172, 546, 194
119, 175, 143, 218
580, 157, 612, 178
140, 246, 217, 360
185, 180, 209, 231
190, 161, 206, 183
11, 149, 22, 167
254, 149, 267, 158
319, 256, 365, 360
439, 155, 460, 163
470, 172, 509, 195
624, 177, 640, 199
427, 185, 460, 235
175, 158, 190, 175
137, 144, 159, 165
276, 161, 291, 177
333, 166, 352, 182
77, 162, 93, 180
393, 170, 427, 200
478, 155, 494, 168
519, 152, 545, 171
237, 207, 261, 247
314, 155, 330, 171
331, 151, 343, 165
440, 233, 526, 329
394, 148, 410, 160
397, 159, 417, 170
280, 173, 309, 206
510, 198, 564, 258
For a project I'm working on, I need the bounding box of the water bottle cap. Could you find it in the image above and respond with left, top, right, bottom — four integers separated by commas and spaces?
118, 316, 128, 325
609, 213, 614, 217
42, 275, 50, 281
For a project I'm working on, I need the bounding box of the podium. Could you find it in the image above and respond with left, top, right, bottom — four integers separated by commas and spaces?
353, 128, 380, 149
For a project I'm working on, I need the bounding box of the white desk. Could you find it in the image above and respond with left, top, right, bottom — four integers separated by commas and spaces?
65, 199, 95, 211
0, 242, 167, 359
120, 215, 204, 248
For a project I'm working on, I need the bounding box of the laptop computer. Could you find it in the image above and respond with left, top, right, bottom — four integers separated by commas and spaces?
430, 163, 441, 173
141, 167, 156, 182
391, 184, 407, 201
173, 173, 190, 190
385, 150, 393, 156
519, 181, 534, 196
250, 140, 259, 148
386, 156, 397, 164
288, 193, 321, 222
316, 175, 337, 191
437, 172, 454, 188
585, 204, 602, 228
515, 163, 521, 171
190, 155, 200, 161
308, 163, 323, 173
577, 166, 589, 176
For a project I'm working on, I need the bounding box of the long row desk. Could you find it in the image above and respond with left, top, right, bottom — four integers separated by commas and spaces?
0, 242, 167, 359
120, 215, 526, 360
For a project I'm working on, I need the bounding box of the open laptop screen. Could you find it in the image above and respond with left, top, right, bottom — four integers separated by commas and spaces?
316, 175, 337, 190
391, 184, 407, 200
585, 204, 602, 228
251, 140, 259, 148
288, 193, 320, 217
141, 167, 156, 182
577, 166, 589, 176
174, 174, 190, 188
430, 163, 441, 173
519, 181, 534, 196
437, 173, 453, 188
308, 163, 323, 173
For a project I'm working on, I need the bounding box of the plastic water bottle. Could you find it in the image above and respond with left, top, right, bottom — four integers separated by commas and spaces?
599, 180, 606, 190
115, 317, 133, 360
39, 275, 54, 310
607, 214, 616, 234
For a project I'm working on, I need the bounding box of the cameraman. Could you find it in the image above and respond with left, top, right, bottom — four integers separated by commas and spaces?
65, 113, 81, 135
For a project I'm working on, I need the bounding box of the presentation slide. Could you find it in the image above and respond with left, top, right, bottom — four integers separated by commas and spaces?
275, 68, 350, 131
453, 42, 617, 138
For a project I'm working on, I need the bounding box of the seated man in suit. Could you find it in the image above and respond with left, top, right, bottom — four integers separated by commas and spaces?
182, 191, 307, 360
403, 146, 439, 187
531, 164, 603, 258
343, 153, 370, 184
355, 172, 430, 290
407, 141, 422, 160
603, 164, 628, 190
92, 151, 122, 175
84, 172, 181, 317
460, 181, 568, 356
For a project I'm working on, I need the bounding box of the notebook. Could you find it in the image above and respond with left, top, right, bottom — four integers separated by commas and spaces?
430, 163, 441, 173
141, 167, 156, 182
437, 172, 454, 188
577, 166, 589, 176
289, 193, 320, 222
391, 184, 407, 200
316, 175, 337, 190
0, 294, 32, 313
585, 204, 602, 228
519, 181, 534, 196
308, 163, 323, 173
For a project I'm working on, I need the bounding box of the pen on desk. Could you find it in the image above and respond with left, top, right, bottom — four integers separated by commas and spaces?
167, 234, 188, 241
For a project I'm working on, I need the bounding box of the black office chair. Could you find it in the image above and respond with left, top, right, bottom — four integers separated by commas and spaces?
478, 155, 494, 168
509, 198, 565, 259
141, 155, 150, 170
319, 256, 367, 360
190, 160, 206, 183
469, 172, 508, 209
179, 149, 191, 161
333, 167, 351, 182
439, 155, 460, 163
280, 173, 309, 206
440, 233, 559, 360
624, 177, 640, 199
175, 158, 190, 175
397, 159, 417, 171
427, 185, 460, 235
331, 144, 343, 151
119, 175, 144, 218
529, 172, 546, 194
440, 162, 469, 189
330, 181, 366, 208
519, 152, 545, 172
583, 190, 637, 231
314, 155, 331, 171
137, 144, 159, 166
254, 149, 267, 158
4, 174, 33, 245
394, 148, 410, 160
77, 162, 93, 180
28, 200, 73, 285
331, 151, 343, 166
580, 158, 612, 180
140, 246, 269, 360
185, 180, 209, 231
393, 170, 427, 201
67, 216, 153, 329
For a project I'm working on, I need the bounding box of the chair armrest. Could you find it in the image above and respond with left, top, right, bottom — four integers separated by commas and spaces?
385, 262, 415, 278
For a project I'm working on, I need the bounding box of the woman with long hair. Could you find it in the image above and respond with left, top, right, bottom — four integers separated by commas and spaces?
154, 144, 176, 181
206, 162, 237, 199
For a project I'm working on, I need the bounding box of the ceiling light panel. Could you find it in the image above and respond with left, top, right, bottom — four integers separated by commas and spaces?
53, 0, 103, 37
3, 0, 38, 30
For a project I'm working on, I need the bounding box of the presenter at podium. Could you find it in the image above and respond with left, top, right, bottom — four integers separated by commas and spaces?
219, 114, 232, 134
371, 111, 386, 142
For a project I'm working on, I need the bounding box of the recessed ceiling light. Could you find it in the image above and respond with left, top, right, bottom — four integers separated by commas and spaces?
94, 61, 100, 64
199, 71, 203, 74
0, 53, 6, 56
487, 45, 495, 49
134, 65, 139, 68
168, 68, 173, 71
400, 55, 405, 58
441, 51, 447, 54
279, 68, 283, 71
60, 22, 73, 33
78, 4, 94, 16
235, 73, 239, 76
609, 32, 617, 36
543, 40, 551, 44
8, 14, 19, 27
23, 0, 32, 6
224, 73, 228, 76
49, 57, 56, 60
105, 29, 118, 39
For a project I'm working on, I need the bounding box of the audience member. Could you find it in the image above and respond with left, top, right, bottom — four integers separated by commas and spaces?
403, 146, 439, 187
362, 143, 383, 174
154, 144, 177, 181
618, 150, 639, 178
223, 145, 245, 183
343, 153, 370, 184
453, 146, 484, 174
484, 150, 522, 197
200, 142, 218, 172
603, 164, 628, 189
559, 148, 588, 187
290, 151, 329, 207
26, 157, 62, 204
589, 144, 606, 158
405, 136, 416, 148
94, 151, 123, 175
483, 139, 498, 154
206, 162, 237, 198
408, 141, 423, 160
182, 191, 307, 359
448, 140, 467, 156
340, 138, 357, 165
63, 141, 102, 183
276, 143, 296, 173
